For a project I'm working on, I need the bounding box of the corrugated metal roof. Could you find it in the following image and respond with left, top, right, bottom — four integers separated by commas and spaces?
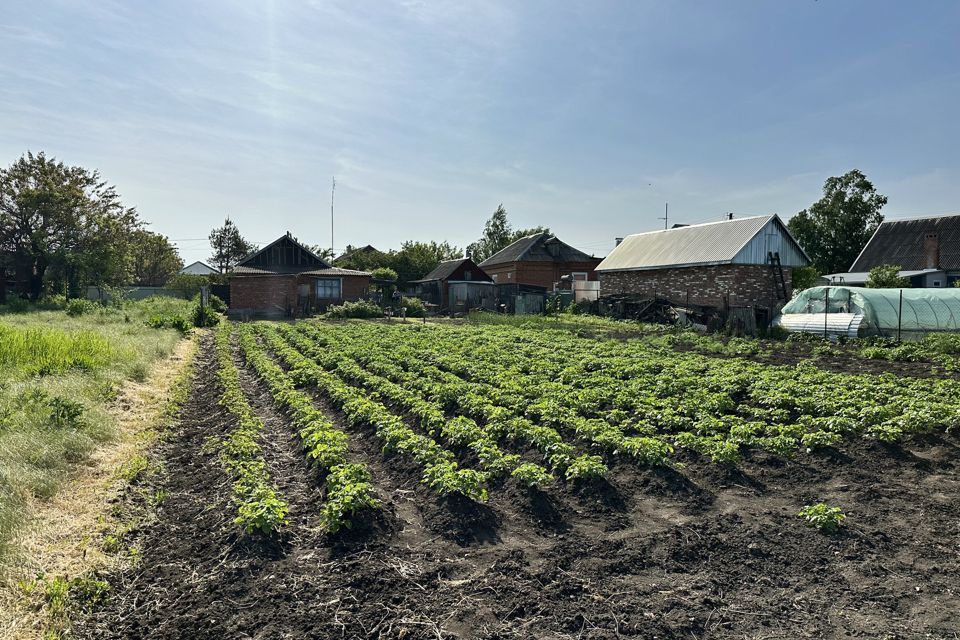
479, 233, 598, 267
597, 216, 773, 272
231, 266, 371, 276
597, 215, 790, 272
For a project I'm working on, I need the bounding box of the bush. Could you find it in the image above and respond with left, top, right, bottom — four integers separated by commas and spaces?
190, 303, 221, 327
166, 273, 211, 298
400, 296, 425, 318
65, 299, 98, 317
325, 300, 383, 319
798, 503, 846, 533
191, 293, 227, 314
371, 267, 398, 282
146, 313, 192, 334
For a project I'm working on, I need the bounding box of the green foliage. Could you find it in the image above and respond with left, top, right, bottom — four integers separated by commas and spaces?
798, 503, 846, 533
334, 241, 462, 285
165, 273, 211, 298
146, 313, 192, 334
0, 324, 111, 375
324, 300, 383, 319
865, 264, 910, 288
788, 169, 887, 274
563, 455, 608, 481
64, 299, 98, 317
208, 217, 256, 274
129, 229, 182, 286
371, 266, 398, 282
190, 302, 221, 327
467, 204, 549, 263
400, 296, 426, 317
790, 266, 821, 294
0, 151, 144, 298
511, 462, 553, 488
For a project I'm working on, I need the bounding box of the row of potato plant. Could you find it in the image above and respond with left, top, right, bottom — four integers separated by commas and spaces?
234, 324, 378, 532
293, 322, 960, 463
290, 323, 611, 478
274, 326, 553, 487
254, 323, 490, 501
213, 322, 288, 534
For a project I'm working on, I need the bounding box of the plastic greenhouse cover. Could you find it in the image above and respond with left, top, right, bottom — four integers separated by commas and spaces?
782, 286, 960, 332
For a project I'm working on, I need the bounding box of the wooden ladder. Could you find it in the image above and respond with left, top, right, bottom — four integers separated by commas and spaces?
768, 251, 788, 301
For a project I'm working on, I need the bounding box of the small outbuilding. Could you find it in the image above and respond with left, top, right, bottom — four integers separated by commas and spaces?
229, 232, 371, 318
412, 258, 493, 311
596, 214, 810, 323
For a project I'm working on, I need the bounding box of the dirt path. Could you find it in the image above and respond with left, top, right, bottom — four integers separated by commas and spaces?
76, 336, 960, 639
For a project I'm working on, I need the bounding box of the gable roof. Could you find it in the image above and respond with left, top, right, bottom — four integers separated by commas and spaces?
596, 214, 810, 272
413, 258, 491, 283
180, 261, 217, 275
479, 233, 598, 267
233, 233, 331, 275
333, 244, 379, 264
849, 214, 960, 272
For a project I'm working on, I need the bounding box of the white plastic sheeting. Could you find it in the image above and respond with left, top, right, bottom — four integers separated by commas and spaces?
773, 313, 866, 340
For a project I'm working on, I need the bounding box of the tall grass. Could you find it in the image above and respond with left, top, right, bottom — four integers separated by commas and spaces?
0, 297, 191, 570
0, 325, 111, 376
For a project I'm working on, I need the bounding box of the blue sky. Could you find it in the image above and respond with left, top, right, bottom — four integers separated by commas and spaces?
3, 1, 959, 263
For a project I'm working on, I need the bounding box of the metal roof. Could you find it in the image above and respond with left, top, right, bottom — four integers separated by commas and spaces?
823, 269, 944, 285
596, 214, 806, 272
232, 266, 371, 277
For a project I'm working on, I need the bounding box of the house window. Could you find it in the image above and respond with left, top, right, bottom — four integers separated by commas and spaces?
316, 278, 342, 299
933, 280, 942, 287
572, 272, 588, 281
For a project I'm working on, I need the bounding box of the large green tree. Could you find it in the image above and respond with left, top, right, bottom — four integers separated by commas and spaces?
129, 230, 183, 286
467, 204, 549, 262
788, 170, 887, 274
209, 217, 256, 273
0, 151, 142, 298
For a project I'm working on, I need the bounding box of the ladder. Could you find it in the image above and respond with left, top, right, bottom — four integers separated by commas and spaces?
768, 251, 788, 301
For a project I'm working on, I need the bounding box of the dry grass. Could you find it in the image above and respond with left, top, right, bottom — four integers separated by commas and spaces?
0, 336, 197, 640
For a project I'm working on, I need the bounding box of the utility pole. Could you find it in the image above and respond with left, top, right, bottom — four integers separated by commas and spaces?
660, 202, 669, 229
330, 176, 336, 254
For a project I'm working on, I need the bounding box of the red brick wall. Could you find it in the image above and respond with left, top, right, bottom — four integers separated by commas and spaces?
598, 264, 793, 310
483, 259, 601, 290
230, 274, 371, 317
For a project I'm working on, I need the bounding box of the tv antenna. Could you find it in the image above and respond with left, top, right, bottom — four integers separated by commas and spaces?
330, 176, 336, 253
660, 202, 669, 229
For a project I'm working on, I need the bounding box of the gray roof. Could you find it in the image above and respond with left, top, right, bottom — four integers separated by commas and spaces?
232, 266, 371, 277
849, 214, 960, 272
596, 214, 808, 272
479, 233, 597, 267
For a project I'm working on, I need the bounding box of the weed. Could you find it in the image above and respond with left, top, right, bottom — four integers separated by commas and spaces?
798, 503, 846, 533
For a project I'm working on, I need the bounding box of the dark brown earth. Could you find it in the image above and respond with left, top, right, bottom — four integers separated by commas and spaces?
75, 334, 960, 639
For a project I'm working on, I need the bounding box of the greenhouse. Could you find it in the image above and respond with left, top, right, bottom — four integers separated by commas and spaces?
775, 286, 960, 339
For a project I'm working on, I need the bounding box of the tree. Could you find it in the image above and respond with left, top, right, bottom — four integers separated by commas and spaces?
390, 240, 462, 285
467, 204, 549, 262
306, 244, 336, 261
0, 151, 142, 298
209, 217, 255, 273
371, 267, 398, 282
865, 264, 910, 288
790, 266, 821, 295
788, 170, 887, 274
129, 230, 183, 286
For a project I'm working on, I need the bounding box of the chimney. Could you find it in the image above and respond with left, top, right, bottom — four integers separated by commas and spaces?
465, 247, 473, 260
615, 237, 624, 247
924, 233, 940, 270
546, 238, 560, 258
727, 213, 734, 220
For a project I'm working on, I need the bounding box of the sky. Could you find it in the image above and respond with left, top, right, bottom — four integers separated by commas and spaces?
2, 1, 959, 264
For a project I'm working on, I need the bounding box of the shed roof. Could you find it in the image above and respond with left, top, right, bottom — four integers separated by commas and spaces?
596, 214, 808, 272
849, 213, 960, 272
412, 258, 490, 283
479, 233, 597, 267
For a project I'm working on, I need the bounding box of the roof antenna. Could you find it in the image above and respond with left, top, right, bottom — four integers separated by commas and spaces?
727, 212, 734, 220
330, 176, 336, 254
660, 202, 668, 230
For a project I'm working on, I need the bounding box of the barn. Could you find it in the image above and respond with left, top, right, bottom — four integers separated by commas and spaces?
596, 215, 810, 321
229, 233, 371, 318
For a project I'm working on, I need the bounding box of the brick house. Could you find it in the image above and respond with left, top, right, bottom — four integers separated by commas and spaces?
412, 257, 493, 310
229, 232, 371, 318
596, 215, 810, 317
478, 233, 602, 291
836, 214, 960, 288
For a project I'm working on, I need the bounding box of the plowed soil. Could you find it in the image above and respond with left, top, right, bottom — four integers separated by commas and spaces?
75, 334, 960, 639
